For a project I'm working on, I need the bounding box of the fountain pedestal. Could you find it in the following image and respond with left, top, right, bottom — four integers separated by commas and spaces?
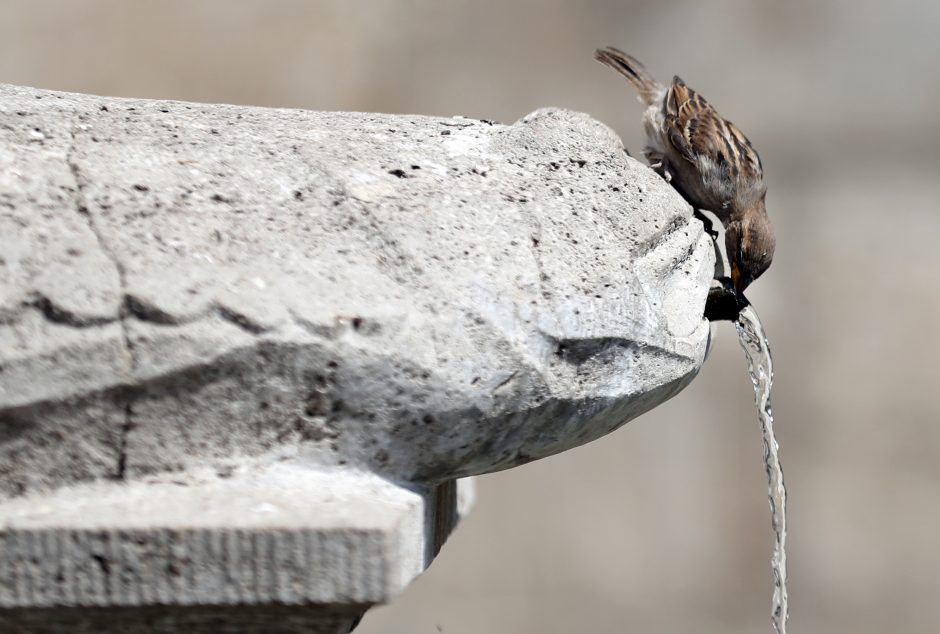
0, 468, 471, 633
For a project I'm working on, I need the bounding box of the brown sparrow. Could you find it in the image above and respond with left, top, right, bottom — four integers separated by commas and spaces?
594, 46, 774, 295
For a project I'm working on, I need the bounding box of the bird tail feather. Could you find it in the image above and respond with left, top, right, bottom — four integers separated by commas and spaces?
593, 47, 662, 106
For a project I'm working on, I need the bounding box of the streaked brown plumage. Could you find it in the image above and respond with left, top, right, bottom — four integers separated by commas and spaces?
594, 46, 774, 294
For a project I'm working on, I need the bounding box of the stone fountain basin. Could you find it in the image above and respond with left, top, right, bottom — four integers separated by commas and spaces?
0, 84, 713, 496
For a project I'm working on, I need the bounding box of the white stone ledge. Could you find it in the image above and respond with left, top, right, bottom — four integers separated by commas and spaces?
0, 464, 472, 631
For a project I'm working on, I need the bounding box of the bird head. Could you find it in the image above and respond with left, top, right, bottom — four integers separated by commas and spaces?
725, 201, 775, 295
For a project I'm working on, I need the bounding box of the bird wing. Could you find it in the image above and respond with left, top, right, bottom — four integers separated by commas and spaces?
664, 76, 763, 182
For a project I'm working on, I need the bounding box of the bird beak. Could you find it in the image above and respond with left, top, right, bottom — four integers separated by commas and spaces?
731, 260, 744, 294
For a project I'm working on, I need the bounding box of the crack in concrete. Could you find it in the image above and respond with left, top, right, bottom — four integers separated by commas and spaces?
0, 294, 116, 327
124, 295, 269, 334
0, 293, 271, 336
66, 118, 135, 480
491, 371, 517, 396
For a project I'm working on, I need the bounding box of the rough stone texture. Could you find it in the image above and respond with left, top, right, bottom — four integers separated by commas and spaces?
1, 607, 362, 634
0, 84, 714, 500
0, 464, 473, 631
0, 83, 714, 630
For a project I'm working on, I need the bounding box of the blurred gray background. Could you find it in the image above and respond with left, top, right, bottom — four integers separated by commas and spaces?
3, 1, 938, 632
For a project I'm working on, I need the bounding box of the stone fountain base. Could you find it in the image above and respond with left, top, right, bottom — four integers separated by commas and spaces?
0, 83, 713, 629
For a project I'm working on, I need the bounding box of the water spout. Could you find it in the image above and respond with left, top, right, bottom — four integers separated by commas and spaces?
704, 276, 749, 322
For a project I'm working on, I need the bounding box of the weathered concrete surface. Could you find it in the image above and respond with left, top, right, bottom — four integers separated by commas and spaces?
0, 83, 714, 631
0, 83, 713, 498
0, 464, 472, 631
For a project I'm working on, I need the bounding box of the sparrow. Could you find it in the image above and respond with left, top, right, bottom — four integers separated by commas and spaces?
594, 46, 774, 295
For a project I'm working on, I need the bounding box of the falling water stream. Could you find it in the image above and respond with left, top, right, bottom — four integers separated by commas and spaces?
734, 304, 788, 634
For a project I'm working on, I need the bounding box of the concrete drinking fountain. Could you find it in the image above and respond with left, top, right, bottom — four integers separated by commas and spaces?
0, 84, 716, 632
